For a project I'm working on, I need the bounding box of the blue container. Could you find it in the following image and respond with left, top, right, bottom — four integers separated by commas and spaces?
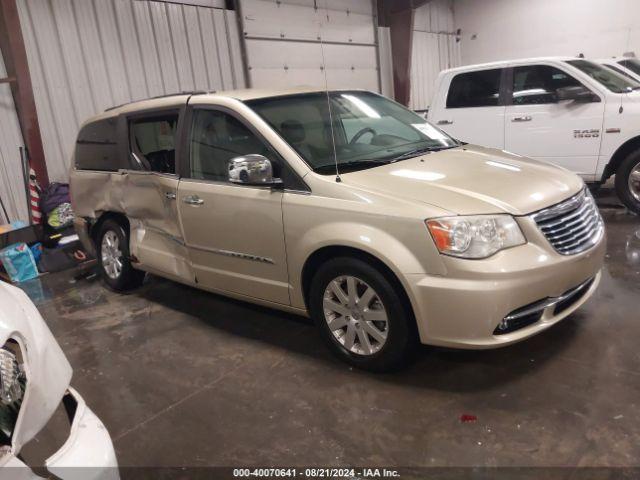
0, 242, 39, 283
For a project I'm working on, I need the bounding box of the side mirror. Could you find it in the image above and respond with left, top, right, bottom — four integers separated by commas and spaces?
228, 154, 283, 187
556, 86, 599, 103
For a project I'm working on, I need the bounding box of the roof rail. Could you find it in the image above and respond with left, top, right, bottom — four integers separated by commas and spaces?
104, 91, 209, 112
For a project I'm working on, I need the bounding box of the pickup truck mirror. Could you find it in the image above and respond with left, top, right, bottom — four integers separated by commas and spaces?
228, 154, 283, 187
555, 86, 600, 103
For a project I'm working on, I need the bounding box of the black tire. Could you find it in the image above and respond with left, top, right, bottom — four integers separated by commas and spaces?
96, 219, 145, 291
614, 149, 640, 214
309, 257, 417, 372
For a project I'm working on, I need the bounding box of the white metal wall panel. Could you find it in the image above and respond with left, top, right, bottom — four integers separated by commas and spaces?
16, 0, 245, 183
212, 8, 236, 88
410, 0, 461, 111
240, 0, 380, 92
226, 10, 246, 88
0, 51, 28, 223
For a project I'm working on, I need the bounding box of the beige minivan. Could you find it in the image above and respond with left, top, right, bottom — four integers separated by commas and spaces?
70, 88, 605, 371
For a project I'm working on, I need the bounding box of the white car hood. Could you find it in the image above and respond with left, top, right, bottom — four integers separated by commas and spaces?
0, 281, 72, 454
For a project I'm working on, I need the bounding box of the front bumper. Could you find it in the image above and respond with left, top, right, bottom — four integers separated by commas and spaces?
2, 388, 119, 480
405, 222, 606, 349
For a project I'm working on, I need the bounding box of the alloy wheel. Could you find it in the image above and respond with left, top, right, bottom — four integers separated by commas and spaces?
629, 160, 640, 203
101, 230, 123, 280
322, 275, 389, 356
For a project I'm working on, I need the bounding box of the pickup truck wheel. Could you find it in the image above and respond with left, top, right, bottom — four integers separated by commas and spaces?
309, 257, 416, 372
615, 150, 640, 214
97, 219, 145, 291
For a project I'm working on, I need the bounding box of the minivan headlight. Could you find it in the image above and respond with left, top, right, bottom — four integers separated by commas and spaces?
426, 215, 525, 259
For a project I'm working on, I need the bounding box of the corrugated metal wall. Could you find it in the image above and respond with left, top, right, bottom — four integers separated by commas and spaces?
16, 0, 245, 183
239, 0, 383, 94
0, 49, 28, 223
410, 0, 461, 111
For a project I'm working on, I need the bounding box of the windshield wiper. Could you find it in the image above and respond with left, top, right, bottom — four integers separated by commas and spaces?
388, 144, 457, 162
314, 160, 390, 174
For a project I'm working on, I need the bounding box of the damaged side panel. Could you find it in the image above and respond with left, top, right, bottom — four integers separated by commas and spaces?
69, 168, 194, 284
122, 172, 193, 283
70, 103, 195, 284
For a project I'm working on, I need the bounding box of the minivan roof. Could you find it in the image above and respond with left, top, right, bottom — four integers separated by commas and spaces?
100, 85, 336, 117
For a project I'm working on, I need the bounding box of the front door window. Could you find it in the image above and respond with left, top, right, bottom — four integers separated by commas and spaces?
189, 109, 277, 182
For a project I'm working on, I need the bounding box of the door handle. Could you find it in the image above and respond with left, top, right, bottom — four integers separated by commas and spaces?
164, 192, 176, 200
437, 120, 454, 125
183, 195, 204, 205
511, 116, 532, 122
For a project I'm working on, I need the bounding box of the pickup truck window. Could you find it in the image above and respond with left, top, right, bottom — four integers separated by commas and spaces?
512, 65, 582, 105
602, 63, 638, 82
566, 59, 638, 93
248, 91, 458, 174
618, 59, 640, 76
446, 69, 502, 108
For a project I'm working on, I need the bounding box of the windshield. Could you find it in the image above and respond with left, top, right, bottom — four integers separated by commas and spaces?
566, 59, 639, 93
247, 91, 459, 174
602, 63, 639, 82
618, 58, 640, 76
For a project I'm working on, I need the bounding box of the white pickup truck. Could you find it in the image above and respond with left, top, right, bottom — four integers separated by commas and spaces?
428, 57, 640, 213
597, 57, 640, 83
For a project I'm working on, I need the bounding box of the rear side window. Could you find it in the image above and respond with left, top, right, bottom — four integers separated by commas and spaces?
512, 65, 582, 105
446, 69, 502, 108
75, 118, 120, 171
129, 114, 178, 174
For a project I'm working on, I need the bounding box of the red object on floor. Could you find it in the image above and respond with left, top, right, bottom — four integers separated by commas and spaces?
28, 167, 41, 224
460, 414, 477, 423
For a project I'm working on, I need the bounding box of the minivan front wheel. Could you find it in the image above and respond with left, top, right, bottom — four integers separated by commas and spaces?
97, 219, 145, 291
309, 257, 416, 372
615, 150, 640, 214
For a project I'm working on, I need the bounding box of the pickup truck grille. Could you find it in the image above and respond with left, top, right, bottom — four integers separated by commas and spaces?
531, 188, 604, 255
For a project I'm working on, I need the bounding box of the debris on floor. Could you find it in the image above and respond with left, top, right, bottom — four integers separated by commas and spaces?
460, 414, 477, 423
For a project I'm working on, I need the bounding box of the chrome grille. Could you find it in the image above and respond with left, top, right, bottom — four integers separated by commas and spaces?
531, 188, 604, 255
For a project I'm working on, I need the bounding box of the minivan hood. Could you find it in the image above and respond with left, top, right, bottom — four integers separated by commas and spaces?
340, 145, 584, 216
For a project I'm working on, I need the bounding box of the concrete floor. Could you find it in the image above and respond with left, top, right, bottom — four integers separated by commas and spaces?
17, 188, 640, 472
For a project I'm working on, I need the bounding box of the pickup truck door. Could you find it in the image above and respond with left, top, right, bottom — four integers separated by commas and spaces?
428, 68, 506, 149
504, 64, 604, 177
177, 106, 290, 305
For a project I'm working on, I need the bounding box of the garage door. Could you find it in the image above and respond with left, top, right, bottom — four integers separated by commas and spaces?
239, 0, 383, 93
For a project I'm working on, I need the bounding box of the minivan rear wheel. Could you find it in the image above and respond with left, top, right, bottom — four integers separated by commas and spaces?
615, 149, 640, 214
309, 257, 416, 372
97, 219, 145, 291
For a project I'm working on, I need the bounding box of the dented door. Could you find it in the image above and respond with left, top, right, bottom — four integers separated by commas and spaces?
121, 109, 193, 282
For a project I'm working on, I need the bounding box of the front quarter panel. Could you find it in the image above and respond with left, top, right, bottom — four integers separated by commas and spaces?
283, 181, 448, 310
